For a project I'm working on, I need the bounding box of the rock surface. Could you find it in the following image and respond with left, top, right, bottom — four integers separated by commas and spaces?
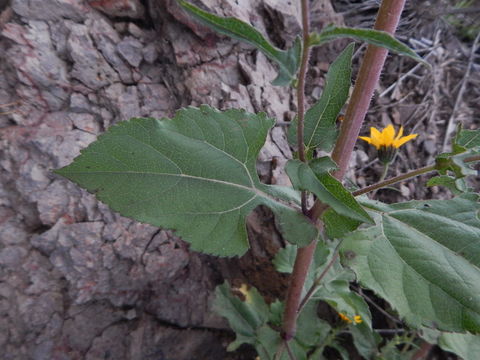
0, 0, 342, 358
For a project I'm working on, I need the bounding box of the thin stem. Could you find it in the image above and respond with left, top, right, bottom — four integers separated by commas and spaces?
296, 0, 312, 214
371, 162, 390, 197
281, 0, 313, 340
274, 342, 286, 360
297, 245, 341, 314
285, 340, 297, 360
353, 165, 435, 197
352, 152, 480, 197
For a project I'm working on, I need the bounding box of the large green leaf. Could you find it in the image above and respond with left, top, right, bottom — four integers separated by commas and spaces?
55, 106, 317, 256
341, 195, 480, 333
178, 0, 301, 86
285, 160, 373, 224
288, 43, 354, 154
439, 332, 480, 360
310, 25, 427, 65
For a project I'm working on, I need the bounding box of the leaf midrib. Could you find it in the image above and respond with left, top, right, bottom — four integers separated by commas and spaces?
60, 169, 299, 211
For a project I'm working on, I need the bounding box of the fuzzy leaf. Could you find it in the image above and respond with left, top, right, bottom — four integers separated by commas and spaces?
285, 160, 373, 224
427, 175, 468, 195
288, 43, 354, 154
310, 25, 427, 65
178, 0, 301, 86
439, 332, 480, 360
322, 208, 362, 239
342, 195, 480, 333
455, 127, 480, 150
55, 106, 317, 256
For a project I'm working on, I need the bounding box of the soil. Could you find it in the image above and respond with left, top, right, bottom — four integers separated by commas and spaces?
0, 0, 478, 359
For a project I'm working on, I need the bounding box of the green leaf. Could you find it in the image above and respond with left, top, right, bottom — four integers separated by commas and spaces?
288, 43, 354, 154
309, 156, 339, 175
177, 0, 301, 86
310, 25, 427, 65
285, 160, 373, 224
322, 208, 361, 239
55, 106, 317, 257
342, 195, 480, 333
213, 282, 269, 350
349, 323, 381, 359
455, 127, 480, 150
439, 332, 480, 360
427, 175, 468, 195
435, 149, 479, 178
312, 251, 372, 329
273, 242, 329, 277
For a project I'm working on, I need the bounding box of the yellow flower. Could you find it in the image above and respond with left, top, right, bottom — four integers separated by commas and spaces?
338, 312, 363, 324
237, 284, 252, 303
359, 125, 417, 163
338, 312, 352, 323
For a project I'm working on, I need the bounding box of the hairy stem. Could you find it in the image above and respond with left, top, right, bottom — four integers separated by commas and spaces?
281, 0, 312, 341
353, 153, 480, 197
297, 249, 340, 314
296, 0, 311, 214
309, 0, 407, 219
354, 164, 435, 196
282, 0, 407, 341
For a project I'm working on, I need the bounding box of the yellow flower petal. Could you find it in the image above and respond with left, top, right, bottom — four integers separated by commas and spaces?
339, 312, 352, 323
359, 136, 373, 145
393, 133, 418, 148
382, 124, 395, 145
369, 127, 383, 149
394, 126, 404, 141
354, 315, 363, 324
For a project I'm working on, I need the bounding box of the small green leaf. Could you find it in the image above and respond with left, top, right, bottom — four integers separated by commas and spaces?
309, 156, 339, 175
177, 0, 301, 86
439, 332, 480, 360
427, 175, 468, 195
55, 106, 317, 257
273, 242, 329, 277
312, 252, 372, 328
435, 149, 479, 178
455, 127, 480, 150
213, 282, 269, 347
349, 323, 381, 359
288, 43, 354, 154
322, 208, 361, 240
342, 195, 480, 333
285, 160, 373, 224
310, 25, 427, 65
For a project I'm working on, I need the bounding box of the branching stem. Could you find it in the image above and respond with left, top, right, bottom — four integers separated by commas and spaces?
282, 0, 408, 342
353, 153, 480, 197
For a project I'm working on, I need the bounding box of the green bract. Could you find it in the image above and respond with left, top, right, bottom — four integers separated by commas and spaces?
55, 106, 317, 256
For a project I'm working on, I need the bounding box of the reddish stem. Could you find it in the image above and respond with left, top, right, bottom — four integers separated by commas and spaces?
282, 0, 407, 341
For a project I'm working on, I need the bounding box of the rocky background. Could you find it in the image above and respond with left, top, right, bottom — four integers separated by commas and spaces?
0, 0, 478, 359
